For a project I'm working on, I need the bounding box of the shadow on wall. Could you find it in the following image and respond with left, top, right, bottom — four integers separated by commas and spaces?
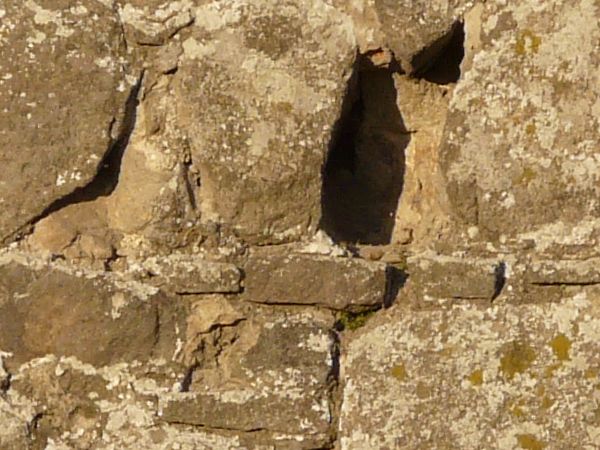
320, 56, 410, 245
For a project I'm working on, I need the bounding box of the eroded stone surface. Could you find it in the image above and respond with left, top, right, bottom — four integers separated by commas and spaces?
340, 290, 600, 449
173, 0, 356, 244
161, 309, 338, 448
0, 0, 134, 242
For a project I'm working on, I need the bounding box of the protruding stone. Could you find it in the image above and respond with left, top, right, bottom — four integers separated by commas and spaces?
243, 254, 388, 310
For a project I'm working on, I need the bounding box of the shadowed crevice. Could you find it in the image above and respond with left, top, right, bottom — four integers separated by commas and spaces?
412, 21, 465, 85
320, 55, 410, 245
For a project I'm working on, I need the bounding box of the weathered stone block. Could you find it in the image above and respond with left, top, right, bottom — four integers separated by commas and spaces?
441, 0, 600, 246
0, 0, 134, 242
0, 257, 180, 368
339, 291, 600, 449
160, 312, 336, 448
140, 254, 242, 294
406, 253, 502, 300
243, 254, 388, 310
173, 0, 356, 244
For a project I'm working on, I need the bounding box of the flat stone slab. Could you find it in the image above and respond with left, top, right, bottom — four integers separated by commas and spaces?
524, 258, 600, 285
243, 254, 388, 310
339, 290, 600, 449
139, 254, 242, 294
407, 253, 502, 301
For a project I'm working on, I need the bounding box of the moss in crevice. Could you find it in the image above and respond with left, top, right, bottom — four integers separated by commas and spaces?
336, 308, 379, 331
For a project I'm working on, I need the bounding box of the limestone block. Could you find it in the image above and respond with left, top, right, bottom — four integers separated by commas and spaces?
140, 254, 242, 294
339, 291, 600, 449
0, 0, 134, 242
243, 254, 389, 310
441, 0, 600, 245
173, 0, 356, 244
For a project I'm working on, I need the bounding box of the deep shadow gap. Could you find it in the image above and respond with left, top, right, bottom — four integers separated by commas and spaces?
412, 21, 465, 85
320, 54, 409, 245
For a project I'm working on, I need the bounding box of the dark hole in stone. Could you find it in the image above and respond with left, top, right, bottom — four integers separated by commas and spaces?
320, 55, 410, 245
412, 21, 465, 85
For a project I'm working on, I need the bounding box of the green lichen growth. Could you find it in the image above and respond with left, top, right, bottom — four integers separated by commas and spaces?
390, 363, 407, 381
517, 434, 546, 450
515, 30, 542, 56
500, 341, 536, 380
337, 309, 377, 331
549, 333, 571, 361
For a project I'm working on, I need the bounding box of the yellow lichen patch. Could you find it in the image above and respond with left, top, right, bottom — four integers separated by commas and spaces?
525, 123, 536, 135
512, 405, 526, 419
517, 434, 546, 450
390, 364, 407, 381
468, 369, 484, 386
515, 30, 542, 56
549, 334, 571, 361
500, 341, 536, 380
516, 167, 537, 185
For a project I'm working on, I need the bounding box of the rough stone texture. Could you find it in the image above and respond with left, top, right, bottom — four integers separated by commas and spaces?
441, 0, 600, 246
139, 254, 242, 294
340, 289, 600, 449
0, 253, 182, 369
162, 308, 337, 448
342, 0, 474, 73
406, 252, 501, 301
2, 0, 600, 448
0, 0, 134, 243
243, 253, 388, 310
174, 0, 356, 244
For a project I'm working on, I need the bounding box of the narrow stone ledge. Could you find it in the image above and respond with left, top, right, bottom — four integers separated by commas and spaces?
140, 254, 242, 294
406, 253, 503, 301
242, 254, 388, 310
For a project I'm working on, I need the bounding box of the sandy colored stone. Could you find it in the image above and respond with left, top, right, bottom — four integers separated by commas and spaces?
160, 310, 337, 448
173, 0, 356, 244
340, 289, 600, 449
0, 0, 134, 243
243, 254, 389, 310
342, 0, 474, 73
406, 252, 502, 301
140, 254, 242, 294
441, 0, 600, 247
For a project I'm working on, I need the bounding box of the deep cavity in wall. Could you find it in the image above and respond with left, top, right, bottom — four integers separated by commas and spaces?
320, 55, 410, 245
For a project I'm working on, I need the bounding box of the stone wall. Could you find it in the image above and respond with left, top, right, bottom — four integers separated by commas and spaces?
1, 1, 599, 449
